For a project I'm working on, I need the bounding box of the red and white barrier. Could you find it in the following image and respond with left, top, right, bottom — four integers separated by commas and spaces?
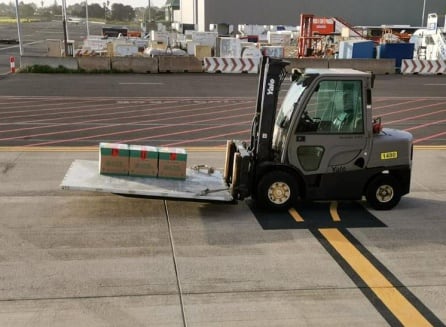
75, 49, 98, 57
203, 57, 259, 73
401, 59, 446, 74
10, 56, 15, 73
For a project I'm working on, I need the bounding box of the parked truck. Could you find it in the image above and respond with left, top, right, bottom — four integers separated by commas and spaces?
62, 57, 413, 210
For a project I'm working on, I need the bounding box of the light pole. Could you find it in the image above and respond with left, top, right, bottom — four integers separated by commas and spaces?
85, 0, 90, 37
103, 2, 107, 23
61, 0, 69, 56
421, 0, 427, 27
14, 0, 24, 56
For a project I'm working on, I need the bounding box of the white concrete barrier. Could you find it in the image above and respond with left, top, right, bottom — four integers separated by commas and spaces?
158, 56, 203, 73
111, 57, 158, 73
328, 59, 395, 74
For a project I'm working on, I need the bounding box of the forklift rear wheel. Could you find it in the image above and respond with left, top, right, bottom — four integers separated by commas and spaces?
365, 175, 401, 210
257, 171, 298, 210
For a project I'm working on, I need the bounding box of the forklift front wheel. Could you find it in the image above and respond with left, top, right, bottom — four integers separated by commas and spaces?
365, 174, 402, 210
257, 171, 298, 210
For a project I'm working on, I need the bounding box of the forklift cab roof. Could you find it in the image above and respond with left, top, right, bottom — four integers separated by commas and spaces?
292, 68, 373, 88
304, 68, 370, 76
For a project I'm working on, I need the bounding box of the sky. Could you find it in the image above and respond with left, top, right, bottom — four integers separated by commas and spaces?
1, 0, 166, 8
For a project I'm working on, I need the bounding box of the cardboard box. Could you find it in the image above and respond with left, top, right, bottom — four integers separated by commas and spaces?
195, 45, 212, 59
158, 147, 187, 180
129, 145, 158, 178
99, 143, 129, 176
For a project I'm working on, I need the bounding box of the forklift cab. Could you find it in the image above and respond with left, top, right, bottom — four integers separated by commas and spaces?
232, 59, 411, 211
273, 69, 372, 177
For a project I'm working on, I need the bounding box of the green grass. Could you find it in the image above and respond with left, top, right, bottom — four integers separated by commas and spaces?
0, 17, 16, 24
0, 17, 48, 24
20, 65, 84, 74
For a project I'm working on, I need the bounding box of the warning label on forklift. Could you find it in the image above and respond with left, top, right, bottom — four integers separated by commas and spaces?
380, 151, 398, 160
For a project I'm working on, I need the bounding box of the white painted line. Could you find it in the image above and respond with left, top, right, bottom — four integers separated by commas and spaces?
119, 82, 164, 85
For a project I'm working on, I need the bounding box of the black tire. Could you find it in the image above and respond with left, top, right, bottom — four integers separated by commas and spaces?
256, 170, 299, 210
366, 174, 402, 210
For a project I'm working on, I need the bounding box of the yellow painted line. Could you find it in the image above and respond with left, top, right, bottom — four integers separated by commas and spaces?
329, 201, 341, 222
288, 207, 304, 222
0, 145, 444, 152
319, 228, 432, 327
0, 146, 98, 152
414, 145, 446, 150
0, 146, 227, 152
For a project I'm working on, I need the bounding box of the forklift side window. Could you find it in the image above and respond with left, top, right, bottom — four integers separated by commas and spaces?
297, 80, 364, 134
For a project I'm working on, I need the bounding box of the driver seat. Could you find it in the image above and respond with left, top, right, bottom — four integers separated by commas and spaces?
332, 93, 355, 132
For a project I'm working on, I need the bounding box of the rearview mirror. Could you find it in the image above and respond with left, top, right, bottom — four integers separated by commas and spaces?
290, 68, 303, 82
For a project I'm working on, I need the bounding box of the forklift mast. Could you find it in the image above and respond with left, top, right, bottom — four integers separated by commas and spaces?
251, 57, 289, 162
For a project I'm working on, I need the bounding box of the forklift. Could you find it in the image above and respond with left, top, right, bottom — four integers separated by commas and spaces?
62, 57, 413, 210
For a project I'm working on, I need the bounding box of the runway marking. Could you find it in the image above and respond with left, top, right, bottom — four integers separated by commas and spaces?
0, 145, 444, 152
0, 146, 226, 152
250, 203, 443, 325
119, 82, 164, 85
414, 131, 446, 144
163, 129, 251, 147
317, 228, 435, 327
387, 108, 446, 125
288, 208, 304, 222
0, 102, 253, 145
329, 201, 341, 222
415, 145, 446, 150
374, 100, 446, 119
404, 118, 446, 131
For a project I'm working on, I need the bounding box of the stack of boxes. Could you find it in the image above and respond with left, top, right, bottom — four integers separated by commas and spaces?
99, 143, 130, 175
158, 147, 188, 179
99, 142, 187, 179
129, 145, 158, 178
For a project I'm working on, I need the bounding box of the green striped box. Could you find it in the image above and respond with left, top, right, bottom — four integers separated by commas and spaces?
158, 147, 187, 179
99, 142, 129, 176
129, 145, 158, 178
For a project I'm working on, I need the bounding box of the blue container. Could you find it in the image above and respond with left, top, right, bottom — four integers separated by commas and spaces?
339, 40, 374, 59
378, 43, 415, 69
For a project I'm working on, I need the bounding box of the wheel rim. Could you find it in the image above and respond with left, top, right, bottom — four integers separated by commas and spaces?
267, 181, 291, 205
375, 184, 394, 203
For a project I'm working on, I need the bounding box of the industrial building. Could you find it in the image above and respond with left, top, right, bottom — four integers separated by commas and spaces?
173, 0, 445, 31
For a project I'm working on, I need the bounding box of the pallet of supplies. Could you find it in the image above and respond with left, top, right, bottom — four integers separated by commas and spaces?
129, 145, 158, 178
158, 147, 187, 180
99, 142, 129, 176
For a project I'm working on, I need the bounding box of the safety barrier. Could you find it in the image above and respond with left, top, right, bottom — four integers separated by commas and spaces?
18, 56, 402, 74
111, 57, 158, 73
401, 59, 446, 74
9, 56, 15, 73
158, 56, 203, 72
285, 58, 329, 72
78, 57, 111, 72
75, 49, 98, 57
203, 57, 259, 73
328, 59, 395, 74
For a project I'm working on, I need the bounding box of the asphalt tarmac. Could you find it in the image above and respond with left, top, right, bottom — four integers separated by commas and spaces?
1, 21, 446, 326
0, 148, 445, 326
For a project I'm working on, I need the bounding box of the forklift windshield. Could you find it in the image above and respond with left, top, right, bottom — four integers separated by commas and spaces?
272, 75, 313, 151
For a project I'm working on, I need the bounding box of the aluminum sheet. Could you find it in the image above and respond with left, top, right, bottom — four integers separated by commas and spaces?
61, 160, 233, 202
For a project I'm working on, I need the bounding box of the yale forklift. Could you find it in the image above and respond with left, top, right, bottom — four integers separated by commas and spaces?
62, 57, 413, 210
225, 56, 412, 210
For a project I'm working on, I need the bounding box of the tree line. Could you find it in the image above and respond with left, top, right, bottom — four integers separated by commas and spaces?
0, 1, 166, 23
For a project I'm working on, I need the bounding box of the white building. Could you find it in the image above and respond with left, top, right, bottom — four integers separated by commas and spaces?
174, 0, 445, 32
